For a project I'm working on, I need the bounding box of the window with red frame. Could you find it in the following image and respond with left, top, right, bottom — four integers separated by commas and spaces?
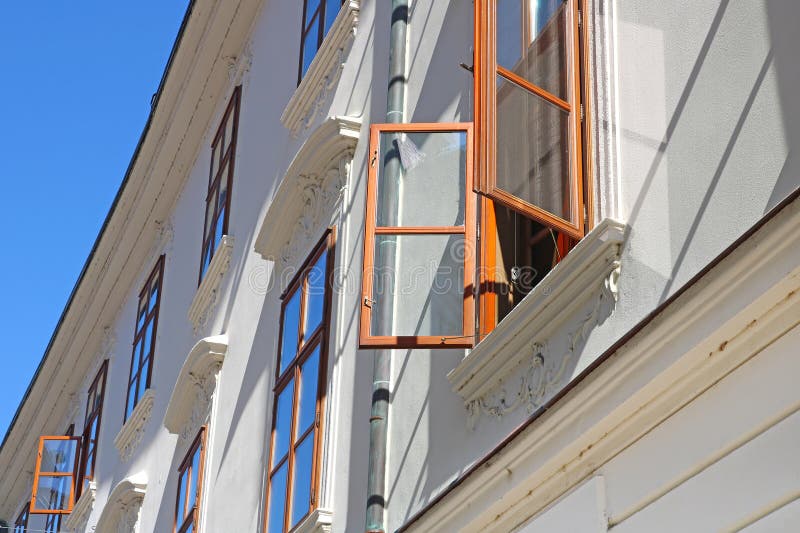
77, 361, 108, 498
200, 86, 240, 283
14, 505, 29, 533
126, 256, 164, 421
175, 428, 207, 533
265, 231, 333, 533
298, 0, 344, 83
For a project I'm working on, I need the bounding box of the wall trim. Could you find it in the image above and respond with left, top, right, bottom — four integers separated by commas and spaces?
114, 389, 155, 462
188, 235, 235, 332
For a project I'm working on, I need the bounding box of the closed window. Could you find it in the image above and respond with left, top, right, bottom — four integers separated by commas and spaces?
200, 86, 240, 283
175, 428, 207, 533
126, 256, 164, 421
14, 506, 28, 533
298, 0, 344, 83
77, 361, 108, 498
265, 231, 333, 533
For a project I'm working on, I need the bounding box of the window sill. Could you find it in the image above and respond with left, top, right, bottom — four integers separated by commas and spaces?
292, 508, 333, 533
114, 389, 155, 461
447, 219, 626, 426
64, 481, 95, 531
188, 235, 234, 331
164, 335, 228, 440
281, 0, 360, 136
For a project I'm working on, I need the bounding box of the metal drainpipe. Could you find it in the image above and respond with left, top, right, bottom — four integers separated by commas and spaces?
366, 1, 408, 532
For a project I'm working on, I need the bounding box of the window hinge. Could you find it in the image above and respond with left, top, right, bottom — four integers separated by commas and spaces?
578, 9, 583, 29
370, 149, 378, 168
580, 103, 585, 122
364, 296, 376, 308
316, 411, 321, 428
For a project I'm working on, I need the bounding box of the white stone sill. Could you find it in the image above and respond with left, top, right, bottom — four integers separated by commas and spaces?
448, 219, 627, 404
292, 508, 333, 533
64, 481, 95, 531
281, 0, 360, 136
188, 235, 234, 330
114, 388, 155, 460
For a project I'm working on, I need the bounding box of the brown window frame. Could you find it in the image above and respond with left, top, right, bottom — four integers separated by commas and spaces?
76, 360, 108, 500
200, 86, 241, 285
264, 230, 334, 533
359, 123, 477, 349
474, 0, 592, 240
174, 427, 207, 533
29, 435, 82, 514
125, 255, 165, 423
297, 0, 345, 85
14, 506, 29, 533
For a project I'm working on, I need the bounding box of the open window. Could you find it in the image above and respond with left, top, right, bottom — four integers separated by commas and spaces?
29, 436, 81, 514
475, 0, 589, 240
360, 123, 476, 349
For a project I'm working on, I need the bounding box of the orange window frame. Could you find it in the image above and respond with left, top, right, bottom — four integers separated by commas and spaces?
474, 0, 593, 240
264, 230, 334, 533
174, 427, 207, 533
360, 123, 477, 349
30, 436, 82, 514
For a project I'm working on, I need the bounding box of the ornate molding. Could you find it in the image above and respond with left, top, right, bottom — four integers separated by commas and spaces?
95, 476, 146, 533
449, 219, 627, 427
65, 481, 96, 532
281, 1, 360, 136
254, 116, 360, 278
114, 389, 155, 462
466, 263, 621, 428
293, 508, 334, 533
188, 235, 235, 332
164, 335, 228, 440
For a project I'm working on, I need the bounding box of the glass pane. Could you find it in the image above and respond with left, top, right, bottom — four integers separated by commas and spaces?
497, 0, 568, 100
201, 243, 213, 279
126, 381, 137, 420
290, 433, 315, 528
214, 208, 225, 250
324, 0, 340, 33
376, 131, 467, 227
188, 446, 201, 510
305, 0, 321, 25
370, 234, 465, 337
273, 380, 294, 463
40, 439, 78, 473
148, 281, 159, 313
205, 186, 218, 238
280, 292, 301, 374
130, 340, 142, 381
298, 346, 320, 436
137, 357, 150, 400
142, 321, 154, 359
301, 20, 320, 78
267, 463, 288, 533
495, 75, 572, 222
218, 167, 229, 211
177, 469, 187, 521
34, 475, 72, 511
224, 110, 235, 153
303, 253, 327, 336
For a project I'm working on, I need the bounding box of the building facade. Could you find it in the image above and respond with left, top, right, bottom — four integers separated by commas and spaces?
1, 1, 799, 532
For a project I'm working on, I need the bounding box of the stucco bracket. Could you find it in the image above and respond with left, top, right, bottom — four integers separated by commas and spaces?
94, 475, 147, 533
448, 219, 627, 428
164, 335, 228, 441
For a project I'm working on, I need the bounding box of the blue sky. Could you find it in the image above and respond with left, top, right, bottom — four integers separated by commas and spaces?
0, 2, 189, 440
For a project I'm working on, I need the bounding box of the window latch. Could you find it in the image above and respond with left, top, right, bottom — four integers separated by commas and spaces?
364, 296, 376, 308
459, 62, 474, 73
370, 150, 378, 168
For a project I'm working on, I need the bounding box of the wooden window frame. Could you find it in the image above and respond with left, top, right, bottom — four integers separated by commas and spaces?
359, 123, 476, 349
77, 360, 108, 500
474, 0, 593, 240
297, 0, 345, 85
200, 86, 241, 285
264, 230, 335, 533
174, 427, 207, 533
125, 255, 165, 423
29, 436, 82, 514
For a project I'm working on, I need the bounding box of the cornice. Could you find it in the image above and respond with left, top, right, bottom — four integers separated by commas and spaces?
188, 236, 235, 332
449, 219, 626, 425
114, 389, 155, 462
254, 116, 360, 276
164, 335, 228, 439
281, 1, 360, 136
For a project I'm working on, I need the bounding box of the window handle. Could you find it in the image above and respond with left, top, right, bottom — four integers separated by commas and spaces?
459, 62, 474, 73
364, 296, 376, 308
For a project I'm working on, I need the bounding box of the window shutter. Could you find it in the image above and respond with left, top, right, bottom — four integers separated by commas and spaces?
30, 436, 81, 514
